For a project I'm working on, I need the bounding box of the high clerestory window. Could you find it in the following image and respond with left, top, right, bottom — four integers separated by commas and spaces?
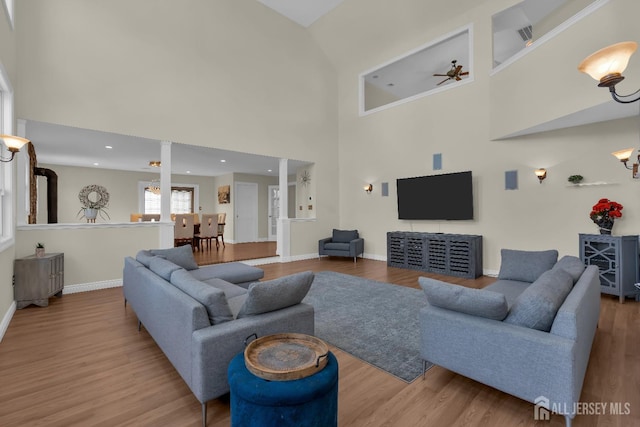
492, 0, 608, 72
360, 25, 473, 115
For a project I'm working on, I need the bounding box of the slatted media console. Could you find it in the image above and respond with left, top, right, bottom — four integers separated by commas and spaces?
387, 232, 483, 279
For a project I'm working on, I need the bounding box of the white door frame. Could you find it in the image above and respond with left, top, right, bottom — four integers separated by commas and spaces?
268, 185, 279, 241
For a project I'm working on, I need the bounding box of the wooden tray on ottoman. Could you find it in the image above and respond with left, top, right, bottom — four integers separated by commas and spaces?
244, 333, 329, 381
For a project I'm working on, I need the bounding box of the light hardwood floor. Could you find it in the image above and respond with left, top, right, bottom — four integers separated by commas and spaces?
0, 253, 638, 426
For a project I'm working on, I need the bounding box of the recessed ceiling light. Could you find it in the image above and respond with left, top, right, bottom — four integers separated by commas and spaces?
186, 171, 191, 174
220, 159, 226, 163
267, 169, 273, 172
387, 83, 394, 87
149, 160, 161, 167
105, 145, 113, 149
372, 75, 379, 79
93, 162, 99, 166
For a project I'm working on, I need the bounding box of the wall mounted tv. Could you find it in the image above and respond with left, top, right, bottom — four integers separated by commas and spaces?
397, 171, 473, 220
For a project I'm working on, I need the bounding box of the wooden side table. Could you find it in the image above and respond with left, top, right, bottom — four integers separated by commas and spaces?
14, 253, 64, 309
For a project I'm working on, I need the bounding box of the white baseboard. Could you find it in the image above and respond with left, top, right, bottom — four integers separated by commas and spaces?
0, 301, 16, 343
484, 269, 498, 277
364, 253, 386, 262
63, 279, 122, 294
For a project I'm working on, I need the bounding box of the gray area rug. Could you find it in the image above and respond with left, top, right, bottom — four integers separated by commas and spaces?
302, 271, 433, 383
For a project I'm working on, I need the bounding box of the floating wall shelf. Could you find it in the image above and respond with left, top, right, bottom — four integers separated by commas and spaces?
567, 181, 618, 187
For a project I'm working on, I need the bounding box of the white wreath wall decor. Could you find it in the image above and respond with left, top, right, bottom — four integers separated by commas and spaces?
78, 184, 110, 209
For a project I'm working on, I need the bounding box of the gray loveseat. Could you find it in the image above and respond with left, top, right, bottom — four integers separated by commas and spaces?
123, 246, 315, 426
419, 250, 600, 427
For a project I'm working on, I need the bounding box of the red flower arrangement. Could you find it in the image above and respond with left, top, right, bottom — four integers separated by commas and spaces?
590, 198, 623, 232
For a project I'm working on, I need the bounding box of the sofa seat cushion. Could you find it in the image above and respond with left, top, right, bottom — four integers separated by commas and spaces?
332, 229, 358, 243
203, 277, 247, 299
552, 255, 586, 284
498, 249, 558, 283
324, 242, 350, 251
150, 245, 199, 271
483, 280, 530, 309
189, 262, 265, 285
237, 271, 314, 318
419, 277, 509, 321
149, 256, 182, 281
170, 269, 234, 325
504, 268, 573, 332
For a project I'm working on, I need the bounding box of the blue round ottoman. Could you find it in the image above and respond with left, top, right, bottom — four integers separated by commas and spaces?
228, 351, 338, 427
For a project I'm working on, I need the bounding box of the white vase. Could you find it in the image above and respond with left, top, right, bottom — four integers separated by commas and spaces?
84, 208, 98, 222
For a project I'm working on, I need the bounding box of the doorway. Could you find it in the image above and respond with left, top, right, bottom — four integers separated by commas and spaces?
234, 182, 258, 243
268, 185, 279, 241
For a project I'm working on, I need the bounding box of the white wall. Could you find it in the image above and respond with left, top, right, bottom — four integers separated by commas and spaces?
15, 225, 161, 285
15, 0, 340, 256
309, 0, 640, 270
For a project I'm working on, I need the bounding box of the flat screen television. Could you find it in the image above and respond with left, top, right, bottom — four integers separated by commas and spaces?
397, 171, 473, 220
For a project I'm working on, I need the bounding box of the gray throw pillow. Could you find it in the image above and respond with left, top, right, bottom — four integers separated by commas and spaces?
150, 245, 199, 271
551, 256, 586, 284
418, 277, 509, 321
237, 271, 314, 318
503, 268, 573, 332
135, 250, 155, 268
332, 229, 359, 243
498, 249, 558, 283
170, 269, 233, 325
149, 256, 182, 281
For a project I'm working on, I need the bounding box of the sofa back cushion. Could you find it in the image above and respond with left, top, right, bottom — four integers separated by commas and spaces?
150, 245, 199, 271
498, 249, 558, 283
237, 271, 314, 318
149, 256, 182, 281
551, 255, 586, 284
503, 268, 573, 332
419, 277, 509, 320
170, 269, 234, 325
332, 229, 359, 243
135, 250, 155, 268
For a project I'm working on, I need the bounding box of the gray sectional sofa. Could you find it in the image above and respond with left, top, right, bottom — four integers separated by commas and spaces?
123, 245, 315, 427
419, 250, 600, 427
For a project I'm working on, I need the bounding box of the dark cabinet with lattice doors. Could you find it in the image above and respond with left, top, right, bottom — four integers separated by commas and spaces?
387, 232, 482, 279
579, 234, 639, 303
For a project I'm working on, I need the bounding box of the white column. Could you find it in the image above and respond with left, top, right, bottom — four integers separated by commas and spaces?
277, 158, 290, 259
158, 140, 173, 248
16, 119, 28, 225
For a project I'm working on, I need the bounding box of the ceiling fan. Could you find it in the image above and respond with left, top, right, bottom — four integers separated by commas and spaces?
433, 60, 469, 85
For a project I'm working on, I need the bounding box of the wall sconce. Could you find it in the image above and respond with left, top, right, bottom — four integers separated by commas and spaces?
0, 135, 30, 162
578, 41, 640, 104
534, 168, 547, 183
611, 147, 639, 177
363, 184, 373, 194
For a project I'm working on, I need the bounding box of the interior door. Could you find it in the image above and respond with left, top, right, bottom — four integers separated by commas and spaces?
234, 182, 258, 243
268, 185, 279, 241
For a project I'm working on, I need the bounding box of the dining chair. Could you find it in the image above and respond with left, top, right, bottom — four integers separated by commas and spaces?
216, 213, 226, 248
174, 214, 195, 249
197, 214, 217, 250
